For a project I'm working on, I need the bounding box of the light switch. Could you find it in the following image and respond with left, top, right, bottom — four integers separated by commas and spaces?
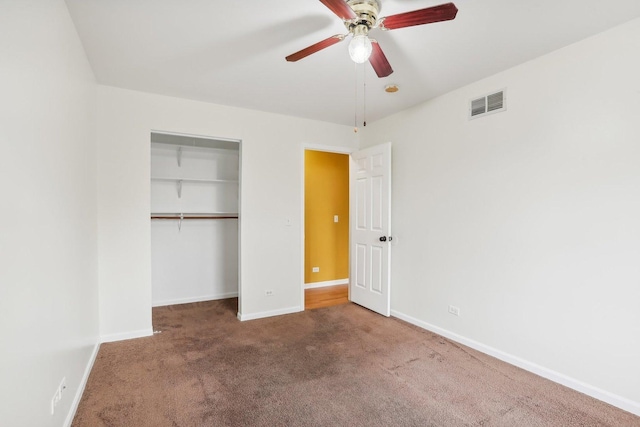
334, 215, 339, 223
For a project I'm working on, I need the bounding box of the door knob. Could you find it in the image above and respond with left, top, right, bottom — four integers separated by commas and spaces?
379, 236, 393, 242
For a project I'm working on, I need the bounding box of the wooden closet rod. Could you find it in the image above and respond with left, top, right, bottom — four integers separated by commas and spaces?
150, 215, 238, 220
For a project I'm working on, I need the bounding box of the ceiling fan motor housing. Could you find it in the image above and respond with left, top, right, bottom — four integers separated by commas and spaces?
345, 0, 381, 33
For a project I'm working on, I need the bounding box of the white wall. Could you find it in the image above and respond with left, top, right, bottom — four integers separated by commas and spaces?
0, 1, 99, 426
363, 18, 640, 413
151, 219, 239, 305
96, 86, 357, 336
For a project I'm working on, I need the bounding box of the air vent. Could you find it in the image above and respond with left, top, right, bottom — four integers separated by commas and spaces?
469, 89, 506, 119
471, 97, 486, 116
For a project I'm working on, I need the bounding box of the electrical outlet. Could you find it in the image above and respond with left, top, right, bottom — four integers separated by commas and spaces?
448, 305, 460, 316
265, 290, 274, 296
50, 377, 66, 415
312, 267, 320, 273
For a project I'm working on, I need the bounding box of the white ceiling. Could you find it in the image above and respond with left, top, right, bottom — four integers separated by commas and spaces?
65, 0, 640, 126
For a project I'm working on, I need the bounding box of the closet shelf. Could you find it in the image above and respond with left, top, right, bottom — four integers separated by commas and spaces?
151, 177, 238, 184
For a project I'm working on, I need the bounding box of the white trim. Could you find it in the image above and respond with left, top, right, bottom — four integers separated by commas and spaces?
305, 279, 349, 289
237, 139, 243, 325
150, 129, 241, 144
303, 144, 355, 155
64, 341, 100, 427
391, 309, 640, 417
100, 328, 154, 343
152, 292, 238, 307
237, 306, 302, 321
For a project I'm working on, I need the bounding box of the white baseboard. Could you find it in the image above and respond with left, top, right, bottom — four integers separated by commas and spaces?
64, 341, 100, 427
152, 292, 239, 307
391, 310, 640, 417
100, 328, 153, 343
304, 279, 349, 289
237, 306, 302, 321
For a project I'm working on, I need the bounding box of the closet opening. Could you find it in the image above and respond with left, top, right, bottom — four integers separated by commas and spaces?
150, 132, 240, 311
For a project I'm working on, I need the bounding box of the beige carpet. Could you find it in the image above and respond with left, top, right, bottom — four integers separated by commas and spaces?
73, 299, 638, 426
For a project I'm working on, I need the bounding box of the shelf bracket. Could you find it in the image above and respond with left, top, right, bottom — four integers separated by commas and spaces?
178, 213, 183, 231
177, 146, 182, 167
177, 180, 183, 198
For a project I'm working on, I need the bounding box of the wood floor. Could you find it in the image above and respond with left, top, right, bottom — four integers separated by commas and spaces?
304, 284, 349, 310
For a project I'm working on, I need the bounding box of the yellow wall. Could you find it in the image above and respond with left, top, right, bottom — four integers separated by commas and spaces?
305, 150, 349, 284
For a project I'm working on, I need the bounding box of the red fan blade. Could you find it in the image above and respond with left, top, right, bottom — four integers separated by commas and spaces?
320, 0, 357, 20
380, 2, 458, 30
369, 40, 393, 78
285, 35, 345, 62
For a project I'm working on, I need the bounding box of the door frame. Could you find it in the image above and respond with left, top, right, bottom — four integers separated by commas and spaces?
300, 143, 354, 310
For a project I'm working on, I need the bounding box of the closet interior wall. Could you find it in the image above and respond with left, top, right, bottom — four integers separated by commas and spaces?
150, 133, 239, 307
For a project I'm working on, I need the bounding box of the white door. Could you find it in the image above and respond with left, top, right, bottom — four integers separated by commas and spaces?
350, 142, 391, 316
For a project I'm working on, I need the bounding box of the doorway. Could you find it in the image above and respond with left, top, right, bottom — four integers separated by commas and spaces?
302, 147, 351, 310
301, 142, 392, 315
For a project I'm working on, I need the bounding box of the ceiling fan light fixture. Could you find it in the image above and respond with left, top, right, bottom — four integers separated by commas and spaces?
349, 35, 372, 63
348, 25, 372, 63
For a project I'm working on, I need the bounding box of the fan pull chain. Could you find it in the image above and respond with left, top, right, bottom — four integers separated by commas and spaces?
354, 62, 358, 133
363, 64, 367, 127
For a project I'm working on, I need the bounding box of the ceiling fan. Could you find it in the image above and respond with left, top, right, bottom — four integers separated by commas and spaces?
285, 0, 458, 78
